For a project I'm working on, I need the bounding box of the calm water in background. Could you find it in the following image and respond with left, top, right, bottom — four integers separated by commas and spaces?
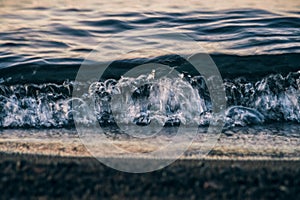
0, 0, 299, 130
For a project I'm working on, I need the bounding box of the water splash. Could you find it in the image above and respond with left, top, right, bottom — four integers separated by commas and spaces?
225, 70, 300, 125
0, 71, 299, 129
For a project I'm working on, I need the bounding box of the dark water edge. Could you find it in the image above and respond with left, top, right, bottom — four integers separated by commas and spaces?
0, 152, 299, 199
0, 53, 299, 84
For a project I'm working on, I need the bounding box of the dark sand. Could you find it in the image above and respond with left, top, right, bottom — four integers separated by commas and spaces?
0, 152, 300, 199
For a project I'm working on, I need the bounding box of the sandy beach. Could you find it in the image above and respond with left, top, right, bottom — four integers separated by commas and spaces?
0, 128, 299, 199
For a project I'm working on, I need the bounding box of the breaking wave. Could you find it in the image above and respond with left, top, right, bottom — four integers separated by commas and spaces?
0, 70, 299, 129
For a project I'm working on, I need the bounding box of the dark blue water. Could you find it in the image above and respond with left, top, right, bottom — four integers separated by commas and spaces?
0, 0, 299, 129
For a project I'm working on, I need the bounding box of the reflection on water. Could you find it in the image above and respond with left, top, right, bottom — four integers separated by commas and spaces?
0, 0, 299, 62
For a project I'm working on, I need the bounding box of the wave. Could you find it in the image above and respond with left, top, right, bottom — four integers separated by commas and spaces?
0, 53, 299, 84
1, 4, 300, 130
0, 70, 299, 129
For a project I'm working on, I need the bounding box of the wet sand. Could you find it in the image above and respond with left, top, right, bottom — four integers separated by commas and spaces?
1, 128, 299, 159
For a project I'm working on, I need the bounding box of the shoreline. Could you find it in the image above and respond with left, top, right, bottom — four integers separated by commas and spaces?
0, 129, 299, 199
0, 129, 299, 159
